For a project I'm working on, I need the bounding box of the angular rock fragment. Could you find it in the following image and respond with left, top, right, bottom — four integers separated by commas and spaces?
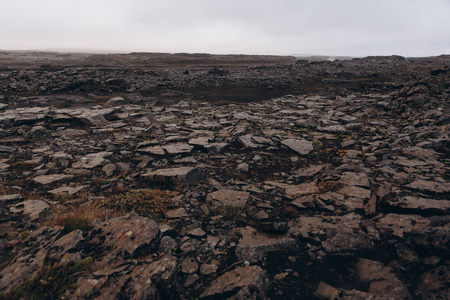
138, 146, 165, 155
355, 258, 411, 299
0, 145, 15, 153
10, 200, 50, 221
33, 174, 74, 185
72, 151, 110, 169
87, 212, 161, 270
405, 179, 450, 194
162, 143, 193, 155
235, 226, 296, 263
281, 138, 314, 155
0, 227, 62, 291
103, 96, 126, 108
143, 167, 204, 185
387, 196, 450, 213
266, 181, 319, 197
375, 213, 430, 238
207, 189, 250, 208
200, 266, 268, 299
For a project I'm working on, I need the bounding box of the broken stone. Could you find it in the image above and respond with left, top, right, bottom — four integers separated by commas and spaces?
199, 266, 268, 298
103, 96, 126, 108
405, 179, 450, 194
387, 196, 450, 213
11, 200, 50, 221
87, 212, 161, 270
206, 189, 250, 208
266, 181, 319, 197
181, 257, 198, 274
281, 138, 314, 155
72, 151, 110, 169
33, 174, 74, 185
162, 143, 193, 155
235, 226, 296, 263
143, 167, 204, 185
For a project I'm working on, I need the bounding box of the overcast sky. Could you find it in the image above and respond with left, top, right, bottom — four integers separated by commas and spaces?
1, 0, 449, 57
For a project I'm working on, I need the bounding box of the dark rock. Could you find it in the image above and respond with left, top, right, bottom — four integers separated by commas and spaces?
143, 167, 204, 185
199, 265, 269, 299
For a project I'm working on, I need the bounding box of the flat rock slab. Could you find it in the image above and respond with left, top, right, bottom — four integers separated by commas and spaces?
374, 213, 431, 238
0, 145, 15, 153
207, 189, 250, 208
10, 200, 50, 221
72, 151, 111, 169
48, 229, 84, 261
103, 96, 126, 108
200, 266, 268, 299
235, 226, 296, 263
336, 185, 371, 211
405, 179, 450, 194
289, 213, 371, 253
387, 196, 450, 213
189, 136, 214, 147
162, 143, 193, 155
0, 227, 62, 291
88, 213, 161, 270
266, 181, 319, 197
138, 146, 165, 155
355, 258, 411, 298
281, 138, 314, 155
32, 174, 74, 185
339, 172, 370, 188
165, 208, 189, 219
48, 185, 87, 195
143, 167, 204, 185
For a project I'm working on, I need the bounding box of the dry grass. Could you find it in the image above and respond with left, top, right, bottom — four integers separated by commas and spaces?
96, 189, 175, 222
44, 199, 120, 233
0, 258, 92, 300
283, 206, 298, 218
210, 205, 243, 221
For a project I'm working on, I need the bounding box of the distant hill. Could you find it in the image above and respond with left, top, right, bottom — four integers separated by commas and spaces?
292, 54, 356, 61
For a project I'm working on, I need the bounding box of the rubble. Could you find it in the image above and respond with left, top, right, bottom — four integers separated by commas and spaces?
0, 53, 449, 299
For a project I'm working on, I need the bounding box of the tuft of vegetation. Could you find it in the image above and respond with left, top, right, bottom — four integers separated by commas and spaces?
44, 199, 118, 233
210, 205, 243, 221
0, 258, 92, 300
283, 206, 298, 218
53, 214, 91, 233
97, 189, 174, 222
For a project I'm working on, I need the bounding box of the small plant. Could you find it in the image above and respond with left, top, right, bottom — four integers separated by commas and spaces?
54, 214, 91, 233
0, 258, 92, 300
317, 180, 340, 193
97, 189, 174, 222
18, 230, 31, 240
210, 205, 243, 220
45, 199, 115, 233
283, 206, 298, 218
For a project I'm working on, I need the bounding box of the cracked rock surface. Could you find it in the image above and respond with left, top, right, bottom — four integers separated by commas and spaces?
0, 53, 449, 299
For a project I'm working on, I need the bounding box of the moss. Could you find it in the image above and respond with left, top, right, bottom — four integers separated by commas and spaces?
97, 189, 174, 222
0, 258, 92, 300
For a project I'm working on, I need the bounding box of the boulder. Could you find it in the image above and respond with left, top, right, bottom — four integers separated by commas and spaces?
87, 212, 161, 270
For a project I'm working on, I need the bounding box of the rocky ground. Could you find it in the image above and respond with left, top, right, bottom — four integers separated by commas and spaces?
0, 52, 449, 299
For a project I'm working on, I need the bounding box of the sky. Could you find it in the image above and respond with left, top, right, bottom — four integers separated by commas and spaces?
1, 0, 449, 57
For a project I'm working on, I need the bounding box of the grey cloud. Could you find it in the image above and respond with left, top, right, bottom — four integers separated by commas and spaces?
0, 0, 449, 56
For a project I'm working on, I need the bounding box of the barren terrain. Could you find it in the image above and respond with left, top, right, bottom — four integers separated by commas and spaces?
0, 51, 449, 299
